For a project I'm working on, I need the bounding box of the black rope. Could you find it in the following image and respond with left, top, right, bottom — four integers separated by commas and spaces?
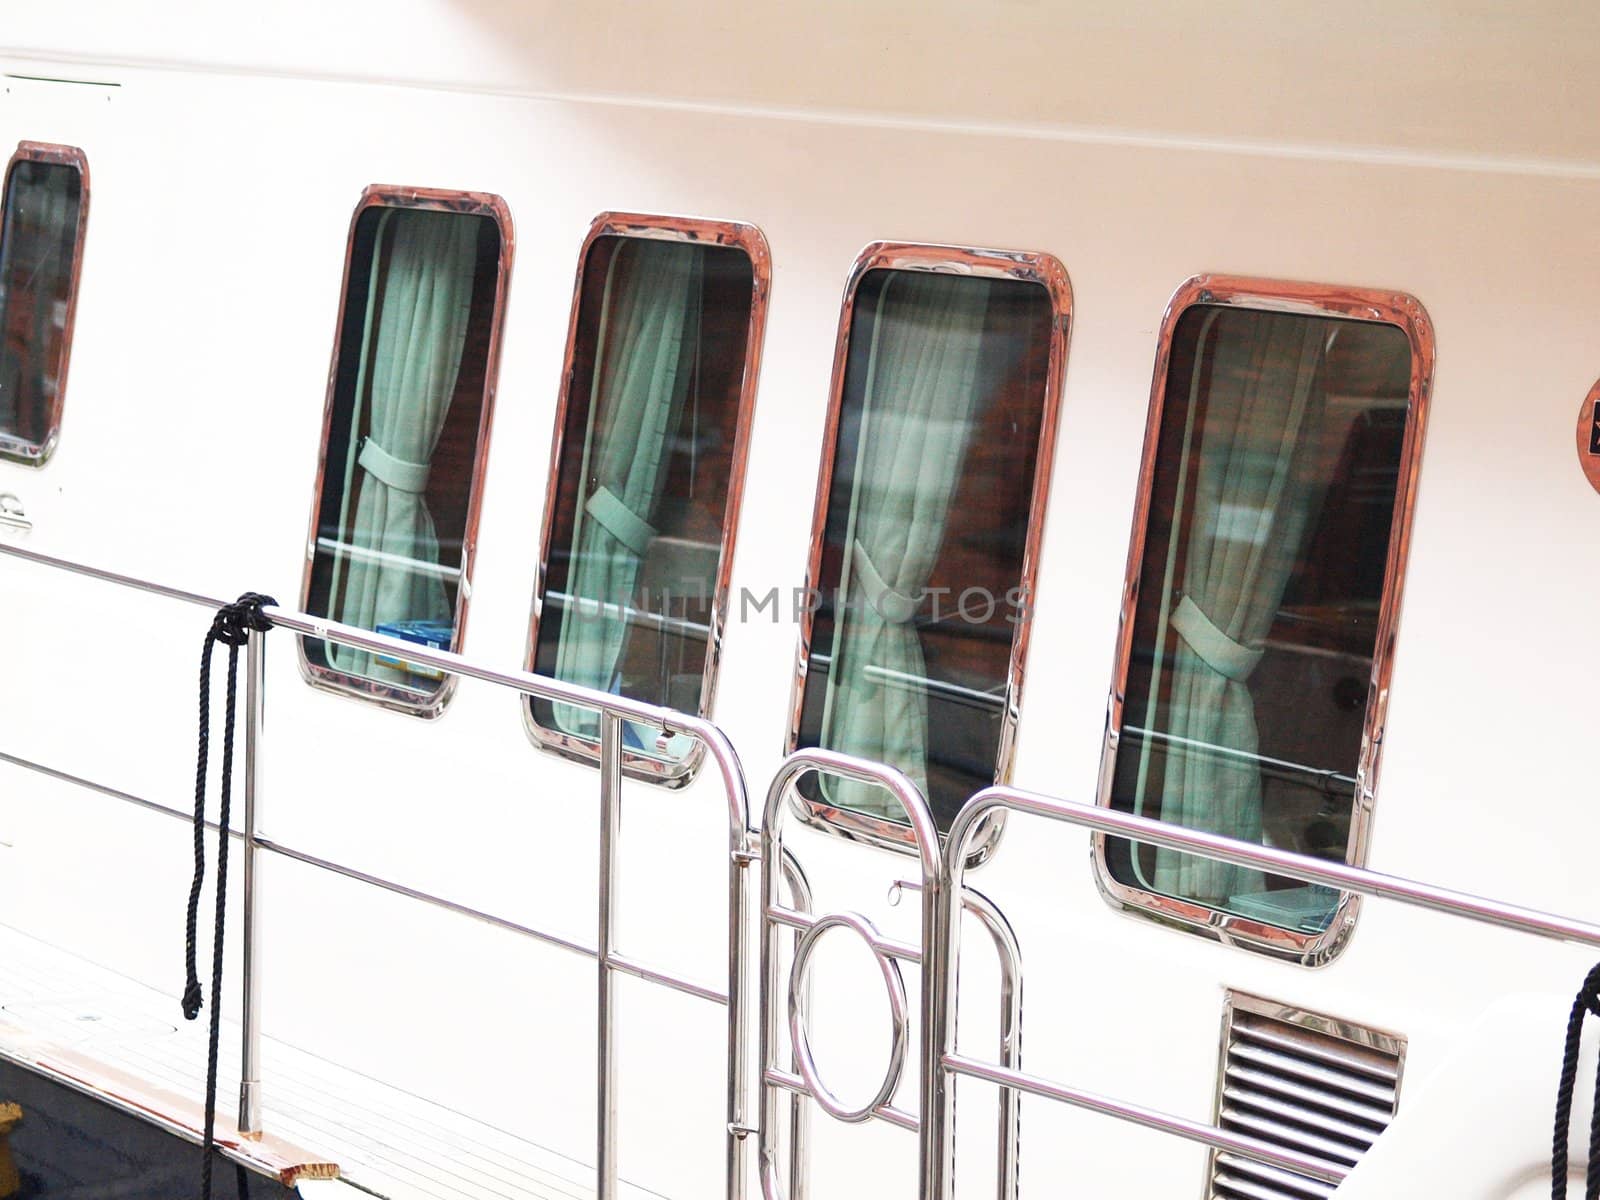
1553, 962, 1600, 1198
182, 593, 274, 1200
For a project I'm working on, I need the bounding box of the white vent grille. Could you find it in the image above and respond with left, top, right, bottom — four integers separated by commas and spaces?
1209, 993, 1405, 1200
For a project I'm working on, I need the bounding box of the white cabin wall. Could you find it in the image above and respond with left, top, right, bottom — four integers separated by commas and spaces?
0, 24, 1598, 1197
6, 0, 1600, 168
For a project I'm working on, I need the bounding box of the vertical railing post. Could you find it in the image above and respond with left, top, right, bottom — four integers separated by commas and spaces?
779, 852, 814, 1200
237, 628, 266, 1137
596, 712, 623, 1200
725, 828, 753, 1200
918, 850, 952, 1200
760, 753, 942, 1200
964, 889, 1024, 1200
755, 763, 792, 1200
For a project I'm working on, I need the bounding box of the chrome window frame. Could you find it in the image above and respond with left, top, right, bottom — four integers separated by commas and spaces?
0, 141, 90, 467
296, 185, 515, 719
1092, 274, 1435, 966
785, 241, 1073, 863
523, 211, 772, 788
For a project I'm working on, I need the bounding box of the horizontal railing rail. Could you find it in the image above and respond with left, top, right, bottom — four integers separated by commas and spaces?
0, 539, 755, 1200
949, 788, 1600, 949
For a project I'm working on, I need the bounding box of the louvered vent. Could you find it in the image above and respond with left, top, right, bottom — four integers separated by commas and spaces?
1208, 993, 1405, 1200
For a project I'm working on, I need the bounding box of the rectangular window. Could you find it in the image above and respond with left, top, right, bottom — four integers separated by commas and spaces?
298, 188, 513, 716
789, 244, 1071, 849
1098, 276, 1433, 963
526, 214, 770, 784
0, 142, 88, 465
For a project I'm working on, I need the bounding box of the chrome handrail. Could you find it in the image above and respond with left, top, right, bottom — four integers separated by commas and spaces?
0, 540, 755, 1200
929, 784, 1600, 1195
756, 751, 1026, 1200
757, 751, 944, 1200
949, 789, 1600, 948
14, 534, 1600, 1197
893, 878, 1023, 1200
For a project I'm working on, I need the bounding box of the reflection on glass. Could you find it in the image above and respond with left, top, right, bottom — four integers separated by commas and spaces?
303, 204, 504, 702
0, 154, 85, 462
795, 268, 1053, 831
1106, 305, 1414, 933
529, 235, 757, 763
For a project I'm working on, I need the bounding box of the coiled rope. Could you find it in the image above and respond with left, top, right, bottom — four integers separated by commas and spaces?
1553, 963, 1600, 1198
182, 593, 274, 1200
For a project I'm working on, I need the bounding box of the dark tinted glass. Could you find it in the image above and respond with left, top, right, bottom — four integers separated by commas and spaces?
529, 235, 756, 763
0, 156, 84, 462
795, 268, 1054, 830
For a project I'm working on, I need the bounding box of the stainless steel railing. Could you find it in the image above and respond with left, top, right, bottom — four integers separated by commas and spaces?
754, 752, 1600, 1197
756, 750, 1025, 1200
0, 540, 755, 1200
10, 535, 1600, 1198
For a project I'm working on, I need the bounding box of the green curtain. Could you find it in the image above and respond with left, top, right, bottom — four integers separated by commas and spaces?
818, 272, 991, 818
552, 239, 705, 737
1138, 312, 1328, 904
329, 209, 478, 681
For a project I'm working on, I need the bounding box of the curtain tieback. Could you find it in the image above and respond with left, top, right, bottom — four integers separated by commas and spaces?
1171, 594, 1262, 683
358, 439, 432, 494
586, 485, 657, 558
851, 540, 920, 624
